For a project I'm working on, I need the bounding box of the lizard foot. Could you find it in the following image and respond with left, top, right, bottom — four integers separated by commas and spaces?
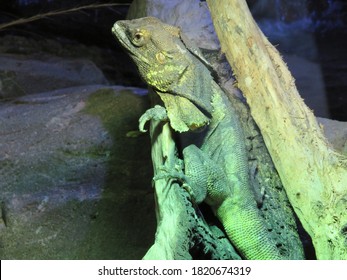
153, 165, 197, 200
139, 105, 168, 132
153, 165, 186, 183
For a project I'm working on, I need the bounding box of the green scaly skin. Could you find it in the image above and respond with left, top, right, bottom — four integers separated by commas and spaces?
113, 17, 283, 260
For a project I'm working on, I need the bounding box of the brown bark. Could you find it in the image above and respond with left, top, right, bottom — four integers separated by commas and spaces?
207, 0, 347, 259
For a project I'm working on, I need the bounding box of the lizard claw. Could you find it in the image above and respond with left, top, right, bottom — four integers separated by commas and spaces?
153, 165, 186, 182
139, 105, 168, 132
153, 165, 197, 200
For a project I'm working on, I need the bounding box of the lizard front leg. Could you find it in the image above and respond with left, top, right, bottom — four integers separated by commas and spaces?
138, 105, 168, 132
153, 157, 207, 205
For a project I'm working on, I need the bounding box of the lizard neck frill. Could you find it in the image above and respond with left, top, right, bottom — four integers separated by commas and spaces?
169, 59, 214, 117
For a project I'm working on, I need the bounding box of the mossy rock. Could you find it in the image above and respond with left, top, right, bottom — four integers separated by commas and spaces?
0, 85, 155, 259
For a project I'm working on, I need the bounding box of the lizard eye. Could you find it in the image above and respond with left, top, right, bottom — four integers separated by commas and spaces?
132, 31, 146, 47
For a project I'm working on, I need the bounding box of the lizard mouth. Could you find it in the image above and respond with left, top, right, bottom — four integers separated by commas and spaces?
112, 22, 150, 65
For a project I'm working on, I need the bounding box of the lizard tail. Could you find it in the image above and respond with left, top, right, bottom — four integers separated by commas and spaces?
215, 197, 284, 260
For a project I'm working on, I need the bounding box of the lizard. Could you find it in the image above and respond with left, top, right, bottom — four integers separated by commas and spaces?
112, 16, 283, 260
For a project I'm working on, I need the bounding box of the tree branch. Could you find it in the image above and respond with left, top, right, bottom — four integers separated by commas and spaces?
207, 0, 347, 259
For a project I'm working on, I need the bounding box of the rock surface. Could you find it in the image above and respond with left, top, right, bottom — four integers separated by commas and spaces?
318, 117, 347, 155
0, 85, 155, 259
0, 34, 143, 90
0, 54, 108, 98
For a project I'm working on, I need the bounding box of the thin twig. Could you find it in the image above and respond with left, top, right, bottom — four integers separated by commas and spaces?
0, 3, 130, 31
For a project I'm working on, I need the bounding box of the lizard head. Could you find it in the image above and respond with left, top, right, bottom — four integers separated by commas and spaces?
112, 17, 192, 92
112, 17, 215, 129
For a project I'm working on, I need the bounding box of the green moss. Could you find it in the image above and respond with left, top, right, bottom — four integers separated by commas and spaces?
60, 145, 111, 159
84, 88, 120, 132
77, 87, 156, 259
0, 158, 16, 169
83, 88, 152, 173
84, 88, 143, 136
0, 70, 25, 98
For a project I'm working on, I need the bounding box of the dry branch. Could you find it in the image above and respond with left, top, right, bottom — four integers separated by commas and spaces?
0, 3, 130, 31
206, 0, 347, 259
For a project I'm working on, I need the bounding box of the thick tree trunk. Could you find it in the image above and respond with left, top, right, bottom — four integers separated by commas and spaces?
207, 0, 347, 259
